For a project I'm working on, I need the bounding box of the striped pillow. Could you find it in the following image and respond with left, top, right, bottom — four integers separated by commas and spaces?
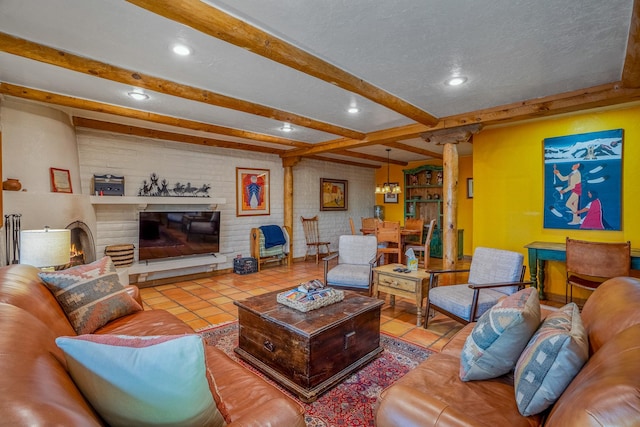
39, 256, 142, 334
514, 303, 588, 416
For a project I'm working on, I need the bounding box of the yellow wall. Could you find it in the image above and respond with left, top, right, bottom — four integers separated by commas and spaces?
473, 103, 640, 301
376, 155, 474, 256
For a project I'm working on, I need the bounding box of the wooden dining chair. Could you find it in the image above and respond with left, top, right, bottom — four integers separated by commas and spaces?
404, 219, 436, 268
403, 218, 424, 245
349, 217, 356, 235
375, 221, 402, 264
361, 217, 380, 235
300, 215, 331, 264
565, 237, 631, 304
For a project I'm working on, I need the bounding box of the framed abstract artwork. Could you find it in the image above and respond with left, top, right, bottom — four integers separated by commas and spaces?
543, 129, 623, 230
236, 167, 270, 216
320, 178, 347, 211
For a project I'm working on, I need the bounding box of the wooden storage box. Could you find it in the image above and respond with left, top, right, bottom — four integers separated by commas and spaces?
93, 174, 125, 196
234, 290, 383, 402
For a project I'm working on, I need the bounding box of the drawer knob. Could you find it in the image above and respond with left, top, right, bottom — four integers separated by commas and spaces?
263, 340, 275, 352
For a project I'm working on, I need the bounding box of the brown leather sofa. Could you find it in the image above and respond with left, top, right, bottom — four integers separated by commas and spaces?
0, 264, 306, 427
376, 276, 640, 426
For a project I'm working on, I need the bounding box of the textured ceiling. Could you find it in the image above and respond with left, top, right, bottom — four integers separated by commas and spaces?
0, 0, 636, 166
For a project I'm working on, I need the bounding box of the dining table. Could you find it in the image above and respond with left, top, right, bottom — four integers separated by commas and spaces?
361, 225, 422, 263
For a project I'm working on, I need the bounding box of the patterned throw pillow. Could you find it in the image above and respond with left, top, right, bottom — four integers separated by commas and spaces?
514, 303, 588, 416
460, 287, 540, 381
56, 334, 226, 427
39, 256, 142, 334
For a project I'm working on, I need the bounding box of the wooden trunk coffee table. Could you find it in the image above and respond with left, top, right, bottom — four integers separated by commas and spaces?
234, 290, 383, 402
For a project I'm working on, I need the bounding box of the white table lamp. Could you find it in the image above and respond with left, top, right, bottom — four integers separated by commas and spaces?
20, 227, 71, 269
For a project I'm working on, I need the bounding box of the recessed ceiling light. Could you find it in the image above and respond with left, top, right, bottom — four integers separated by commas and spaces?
127, 91, 149, 101
445, 76, 468, 86
347, 106, 360, 114
172, 44, 192, 56
280, 123, 293, 132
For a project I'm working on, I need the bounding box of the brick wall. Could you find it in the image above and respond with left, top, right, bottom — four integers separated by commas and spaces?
77, 130, 375, 269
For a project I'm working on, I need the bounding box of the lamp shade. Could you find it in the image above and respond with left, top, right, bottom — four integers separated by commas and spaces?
20, 228, 71, 268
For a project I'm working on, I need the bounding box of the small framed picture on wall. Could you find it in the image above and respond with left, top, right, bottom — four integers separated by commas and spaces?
320, 178, 348, 211
384, 186, 399, 204
50, 168, 72, 193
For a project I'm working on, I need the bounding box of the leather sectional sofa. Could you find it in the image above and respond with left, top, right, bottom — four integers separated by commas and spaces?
376, 276, 640, 426
0, 264, 306, 426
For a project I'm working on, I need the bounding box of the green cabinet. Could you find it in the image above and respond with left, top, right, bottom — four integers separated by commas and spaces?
403, 164, 463, 258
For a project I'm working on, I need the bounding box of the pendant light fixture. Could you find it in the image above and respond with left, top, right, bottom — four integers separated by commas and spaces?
375, 149, 402, 195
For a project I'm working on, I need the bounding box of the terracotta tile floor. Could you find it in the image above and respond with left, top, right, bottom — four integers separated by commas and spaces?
139, 259, 466, 351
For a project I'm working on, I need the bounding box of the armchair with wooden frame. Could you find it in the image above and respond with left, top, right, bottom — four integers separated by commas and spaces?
323, 235, 382, 294
424, 247, 531, 327
565, 237, 631, 304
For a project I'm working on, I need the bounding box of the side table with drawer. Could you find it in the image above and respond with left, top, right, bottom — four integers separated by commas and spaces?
373, 264, 431, 326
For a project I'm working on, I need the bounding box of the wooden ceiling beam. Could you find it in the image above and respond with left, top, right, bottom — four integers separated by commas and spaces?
73, 117, 380, 168
0, 32, 364, 140
441, 81, 640, 128
384, 141, 443, 159
126, 0, 439, 127
72, 117, 285, 154
0, 83, 308, 147
281, 123, 430, 157
333, 149, 406, 165
306, 155, 380, 169
282, 81, 640, 156
622, 0, 640, 88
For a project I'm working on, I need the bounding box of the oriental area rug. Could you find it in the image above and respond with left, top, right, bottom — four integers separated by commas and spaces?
200, 322, 432, 427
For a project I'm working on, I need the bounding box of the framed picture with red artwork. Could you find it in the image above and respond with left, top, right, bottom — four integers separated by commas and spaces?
236, 167, 270, 216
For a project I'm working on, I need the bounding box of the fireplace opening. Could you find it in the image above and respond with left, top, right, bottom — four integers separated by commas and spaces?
62, 221, 96, 268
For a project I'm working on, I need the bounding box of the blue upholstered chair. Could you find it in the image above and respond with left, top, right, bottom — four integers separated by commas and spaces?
323, 235, 381, 294
425, 247, 529, 327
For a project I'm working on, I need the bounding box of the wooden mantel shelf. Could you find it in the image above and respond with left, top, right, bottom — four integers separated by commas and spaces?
89, 196, 225, 209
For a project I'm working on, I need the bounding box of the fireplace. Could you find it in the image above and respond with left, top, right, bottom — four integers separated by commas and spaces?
64, 221, 96, 267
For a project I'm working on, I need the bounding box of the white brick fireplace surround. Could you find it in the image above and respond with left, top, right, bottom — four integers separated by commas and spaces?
1, 99, 375, 282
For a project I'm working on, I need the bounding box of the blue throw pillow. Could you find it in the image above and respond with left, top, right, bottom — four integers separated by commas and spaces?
514, 303, 588, 416
460, 287, 540, 381
56, 334, 226, 427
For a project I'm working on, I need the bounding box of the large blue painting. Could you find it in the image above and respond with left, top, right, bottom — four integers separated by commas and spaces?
543, 129, 623, 230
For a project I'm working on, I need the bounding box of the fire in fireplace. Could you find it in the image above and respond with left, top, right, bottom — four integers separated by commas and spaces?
64, 221, 96, 268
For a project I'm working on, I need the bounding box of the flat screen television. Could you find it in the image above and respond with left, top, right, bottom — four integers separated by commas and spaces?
138, 211, 220, 261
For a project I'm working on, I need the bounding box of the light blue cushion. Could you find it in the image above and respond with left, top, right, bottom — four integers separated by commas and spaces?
327, 264, 371, 288
460, 288, 540, 381
56, 334, 225, 427
326, 235, 377, 289
514, 303, 588, 416
467, 247, 524, 295
338, 235, 378, 265
428, 285, 507, 321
